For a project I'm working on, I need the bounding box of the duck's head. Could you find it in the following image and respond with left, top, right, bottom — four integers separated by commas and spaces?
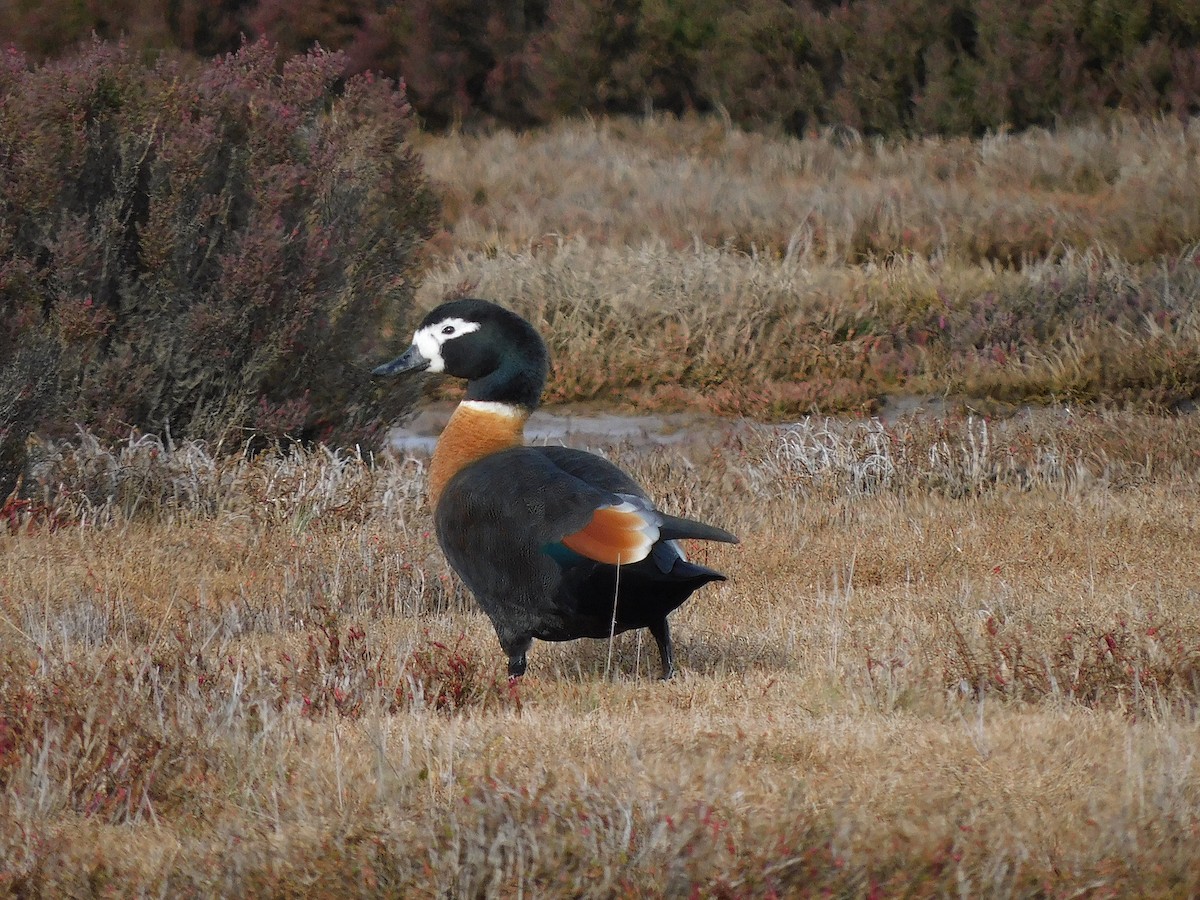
372, 299, 549, 409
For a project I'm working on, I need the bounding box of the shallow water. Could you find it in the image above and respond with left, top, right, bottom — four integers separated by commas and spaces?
383, 395, 968, 455
385, 402, 741, 454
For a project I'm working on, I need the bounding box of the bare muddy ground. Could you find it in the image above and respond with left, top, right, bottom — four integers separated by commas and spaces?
383, 394, 1006, 456
385, 401, 744, 454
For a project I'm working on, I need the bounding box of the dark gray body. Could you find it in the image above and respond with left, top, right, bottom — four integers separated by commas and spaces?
436, 444, 730, 677
371, 297, 738, 678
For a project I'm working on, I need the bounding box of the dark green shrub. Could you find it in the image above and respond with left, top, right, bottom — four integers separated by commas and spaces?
0, 0, 171, 59
0, 0, 251, 58
168, 0, 256, 57
524, 0, 643, 121
693, 2, 827, 133
246, 0, 367, 61
0, 40, 438, 482
632, 0, 723, 114
4, 1, 1200, 137
304, 0, 547, 130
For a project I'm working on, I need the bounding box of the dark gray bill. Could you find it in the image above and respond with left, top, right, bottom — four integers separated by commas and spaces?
372, 345, 430, 377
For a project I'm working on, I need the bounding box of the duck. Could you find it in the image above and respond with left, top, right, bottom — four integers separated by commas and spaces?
372, 299, 737, 678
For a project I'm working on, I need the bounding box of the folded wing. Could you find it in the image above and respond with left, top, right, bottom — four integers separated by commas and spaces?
560, 496, 661, 565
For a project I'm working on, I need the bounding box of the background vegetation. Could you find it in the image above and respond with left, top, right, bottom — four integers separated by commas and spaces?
3, 0, 1199, 135
1, 42, 437, 495
411, 115, 1200, 419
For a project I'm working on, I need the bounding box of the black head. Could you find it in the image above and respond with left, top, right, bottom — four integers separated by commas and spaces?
372, 299, 549, 409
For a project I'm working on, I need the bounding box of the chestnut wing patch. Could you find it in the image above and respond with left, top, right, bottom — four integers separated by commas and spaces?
558, 497, 661, 565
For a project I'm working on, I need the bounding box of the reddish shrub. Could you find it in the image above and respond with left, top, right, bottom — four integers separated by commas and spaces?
4, 1, 1200, 134
341, 0, 546, 129
0, 41, 437, 472
399, 635, 521, 713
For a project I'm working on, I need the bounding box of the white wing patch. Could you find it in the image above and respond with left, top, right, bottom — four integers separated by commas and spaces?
412, 317, 481, 373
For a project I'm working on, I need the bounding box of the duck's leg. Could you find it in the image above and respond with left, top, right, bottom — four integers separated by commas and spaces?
499, 632, 532, 678
507, 651, 528, 678
648, 618, 675, 680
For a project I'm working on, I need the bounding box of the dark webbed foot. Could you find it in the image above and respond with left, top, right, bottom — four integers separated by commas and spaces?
648, 618, 676, 680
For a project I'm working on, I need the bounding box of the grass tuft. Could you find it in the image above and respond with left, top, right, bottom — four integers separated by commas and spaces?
400, 634, 522, 714
3, 415, 1200, 892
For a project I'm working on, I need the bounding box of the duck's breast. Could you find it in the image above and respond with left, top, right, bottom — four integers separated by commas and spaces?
434, 447, 629, 603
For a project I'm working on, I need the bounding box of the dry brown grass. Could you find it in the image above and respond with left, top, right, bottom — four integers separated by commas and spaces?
417, 114, 1200, 263
416, 240, 1200, 418
6, 112, 1200, 895
408, 115, 1200, 418
3, 411, 1200, 894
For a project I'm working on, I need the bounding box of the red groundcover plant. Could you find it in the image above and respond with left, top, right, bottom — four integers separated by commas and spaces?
0, 39, 438, 492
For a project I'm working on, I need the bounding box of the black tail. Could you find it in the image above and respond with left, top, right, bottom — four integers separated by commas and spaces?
672, 558, 726, 584
659, 513, 738, 546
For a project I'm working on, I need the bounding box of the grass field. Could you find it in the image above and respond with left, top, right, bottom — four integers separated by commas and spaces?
3, 116, 1200, 895
414, 115, 1200, 418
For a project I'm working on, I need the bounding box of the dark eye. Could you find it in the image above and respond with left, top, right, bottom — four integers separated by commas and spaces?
441, 325, 455, 335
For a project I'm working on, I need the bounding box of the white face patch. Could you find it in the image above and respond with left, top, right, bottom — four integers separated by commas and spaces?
411, 317, 481, 373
